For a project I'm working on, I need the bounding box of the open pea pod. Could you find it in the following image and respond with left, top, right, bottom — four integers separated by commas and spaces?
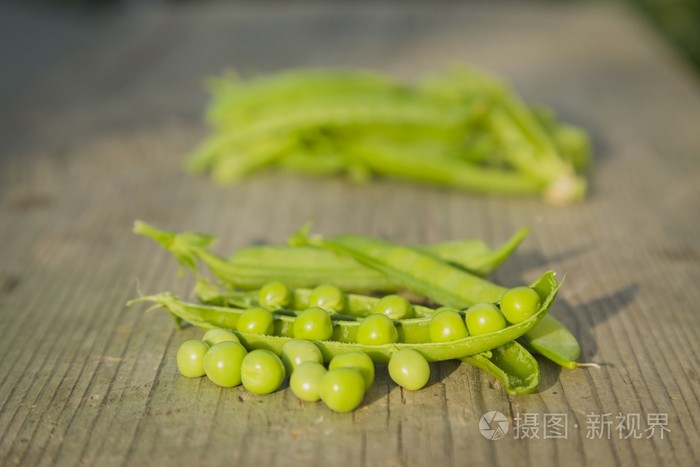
193, 277, 439, 319
292, 229, 579, 369
127, 271, 559, 364
462, 341, 540, 395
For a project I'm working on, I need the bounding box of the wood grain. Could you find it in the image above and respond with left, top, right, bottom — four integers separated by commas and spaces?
1, 1, 699, 466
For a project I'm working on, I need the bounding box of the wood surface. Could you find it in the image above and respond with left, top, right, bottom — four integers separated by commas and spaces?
1, 1, 699, 466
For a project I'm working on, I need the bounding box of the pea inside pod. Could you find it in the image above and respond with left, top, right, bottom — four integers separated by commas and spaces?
127, 270, 560, 364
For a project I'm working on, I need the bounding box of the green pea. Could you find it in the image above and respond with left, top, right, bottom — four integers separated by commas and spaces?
308, 284, 345, 313
356, 314, 398, 345
290, 361, 327, 402
202, 328, 239, 346
237, 307, 274, 335
203, 341, 247, 387
240, 349, 286, 394
388, 349, 430, 391
429, 310, 468, 342
281, 339, 323, 374
176, 339, 209, 378
329, 352, 375, 389
500, 287, 541, 324
372, 294, 413, 320
465, 303, 507, 335
293, 307, 334, 341
319, 368, 366, 413
258, 281, 292, 309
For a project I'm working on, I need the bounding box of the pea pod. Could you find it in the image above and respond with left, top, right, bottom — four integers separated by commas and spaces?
128, 271, 560, 364
519, 315, 580, 369
193, 278, 438, 319
133, 221, 527, 291
291, 229, 579, 368
461, 341, 540, 395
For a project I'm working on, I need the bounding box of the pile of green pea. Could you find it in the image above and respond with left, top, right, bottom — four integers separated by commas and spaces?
175, 281, 540, 413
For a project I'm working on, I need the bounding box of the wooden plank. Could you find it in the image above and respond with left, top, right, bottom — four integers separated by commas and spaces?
0, 1, 699, 466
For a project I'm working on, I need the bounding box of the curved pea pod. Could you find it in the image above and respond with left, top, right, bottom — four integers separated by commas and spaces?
291, 229, 580, 369
461, 341, 540, 395
133, 221, 527, 291
128, 271, 560, 363
193, 278, 438, 320
290, 229, 510, 307
520, 315, 580, 369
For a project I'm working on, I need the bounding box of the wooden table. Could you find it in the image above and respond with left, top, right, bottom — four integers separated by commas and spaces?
1, 2, 698, 465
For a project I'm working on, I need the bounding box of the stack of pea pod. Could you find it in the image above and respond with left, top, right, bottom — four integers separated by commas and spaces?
189, 67, 591, 205
130, 221, 582, 412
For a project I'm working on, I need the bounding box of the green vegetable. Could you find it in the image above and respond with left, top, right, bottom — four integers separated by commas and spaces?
202, 328, 239, 346
320, 368, 366, 413
127, 270, 560, 364
500, 287, 541, 324
465, 303, 507, 336
307, 284, 346, 313
388, 349, 430, 391
461, 341, 540, 395
356, 314, 399, 346
291, 228, 578, 368
132, 221, 528, 292
328, 352, 375, 390
372, 294, 413, 320
240, 349, 286, 394
520, 315, 580, 369
258, 281, 292, 309
237, 307, 275, 335
429, 309, 468, 343
293, 307, 334, 341
290, 362, 327, 402
203, 341, 247, 387
280, 339, 324, 374
176, 339, 209, 378
192, 67, 590, 205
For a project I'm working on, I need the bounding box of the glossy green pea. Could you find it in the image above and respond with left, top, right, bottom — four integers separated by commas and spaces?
356, 314, 399, 345
429, 310, 468, 343
320, 368, 366, 413
329, 352, 375, 389
465, 303, 507, 336
240, 349, 286, 394
290, 362, 327, 401
308, 284, 346, 313
500, 287, 541, 324
293, 307, 333, 341
388, 349, 430, 391
372, 294, 413, 320
258, 281, 292, 309
281, 339, 324, 374
202, 328, 240, 346
176, 339, 209, 378
237, 307, 274, 335
203, 341, 247, 387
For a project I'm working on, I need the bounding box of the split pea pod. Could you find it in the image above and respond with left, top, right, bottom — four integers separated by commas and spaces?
193, 278, 436, 319
128, 271, 559, 364
291, 230, 580, 368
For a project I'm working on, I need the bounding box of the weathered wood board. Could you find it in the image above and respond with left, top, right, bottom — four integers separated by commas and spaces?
1, 1, 699, 466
